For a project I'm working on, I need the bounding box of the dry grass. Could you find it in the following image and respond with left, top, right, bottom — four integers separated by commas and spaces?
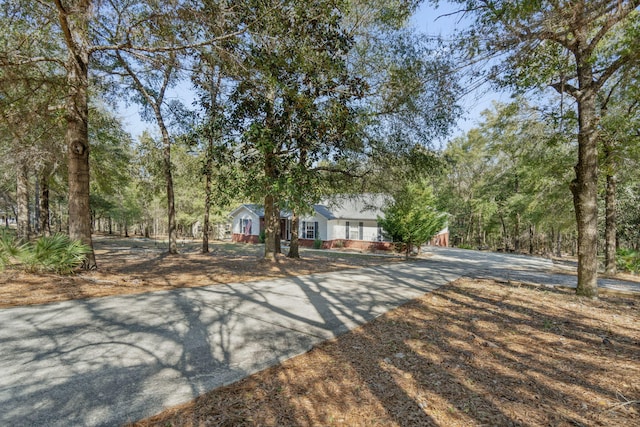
131, 279, 640, 427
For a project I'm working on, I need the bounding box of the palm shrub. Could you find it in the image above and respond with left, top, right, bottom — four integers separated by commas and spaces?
0, 231, 21, 271
18, 234, 91, 274
616, 248, 640, 274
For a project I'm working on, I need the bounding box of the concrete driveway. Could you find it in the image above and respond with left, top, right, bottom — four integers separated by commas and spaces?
0, 247, 637, 426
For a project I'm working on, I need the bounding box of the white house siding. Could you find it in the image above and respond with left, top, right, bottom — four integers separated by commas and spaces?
328, 219, 382, 242
299, 215, 328, 240
232, 207, 260, 236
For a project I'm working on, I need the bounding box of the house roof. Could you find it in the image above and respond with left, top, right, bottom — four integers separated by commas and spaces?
311, 204, 336, 220
230, 194, 391, 222
229, 204, 264, 218
318, 194, 390, 221
229, 203, 291, 219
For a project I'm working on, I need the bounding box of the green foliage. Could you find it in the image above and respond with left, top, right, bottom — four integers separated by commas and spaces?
616, 248, 640, 274
258, 230, 266, 244
436, 100, 576, 250
313, 238, 323, 249
0, 230, 21, 271
1, 234, 91, 275
378, 181, 447, 257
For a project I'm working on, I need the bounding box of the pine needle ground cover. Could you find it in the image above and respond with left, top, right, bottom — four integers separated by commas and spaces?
133, 279, 639, 427
0, 235, 401, 308
1, 235, 638, 425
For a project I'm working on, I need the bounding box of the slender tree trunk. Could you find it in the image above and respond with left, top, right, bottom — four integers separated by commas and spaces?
264, 193, 278, 259
275, 204, 281, 254
202, 152, 212, 254
500, 214, 509, 251
34, 178, 40, 234
57, 0, 97, 269
160, 124, 177, 254
288, 213, 300, 258
202, 70, 223, 254
16, 163, 30, 241
514, 212, 521, 252
263, 85, 278, 260
571, 65, 599, 298
39, 170, 51, 236
604, 172, 617, 275
529, 224, 534, 255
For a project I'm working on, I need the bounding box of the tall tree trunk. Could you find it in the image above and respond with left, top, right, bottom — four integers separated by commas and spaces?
39, 170, 51, 236
514, 175, 520, 251
115, 50, 177, 254
264, 193, 278, 259
604, 172, 617, 275
288, 212, 300, 258
500, 214, 509, 251
262, 84, 279, 260
34, 178, 40, 234
571, 66, 599, 298
202, 166, 212, 254
202, 150, 212, 254
160, 124, 177, 254
275, 204, 281, 254
16, 163, 30, 241
57, 0, 97, 269
514, 212, 521, 252
202, 70, 222, 254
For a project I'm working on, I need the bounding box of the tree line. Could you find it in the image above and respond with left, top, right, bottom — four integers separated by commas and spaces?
0, 1, 459, 261
1, 0, 638, 299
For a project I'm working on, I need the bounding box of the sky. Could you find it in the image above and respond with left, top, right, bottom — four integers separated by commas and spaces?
410, 2, 510, 140
119, 2, 507, 145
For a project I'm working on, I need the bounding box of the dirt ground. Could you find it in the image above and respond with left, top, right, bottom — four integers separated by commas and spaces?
0, 236, 401, 308
2, 235, 639, 426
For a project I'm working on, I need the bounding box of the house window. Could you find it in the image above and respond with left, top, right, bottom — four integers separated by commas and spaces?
345, 221, 350, 239
350, 222, 359, 240
302, 221, 318, 239
242, 218, 252, 235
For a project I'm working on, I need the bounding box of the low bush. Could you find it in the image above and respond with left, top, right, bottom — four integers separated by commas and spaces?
0, 233, 90, 275
457, 244, 474, 250
0, 231, 21, 271
616, 248, 640, 274
313, 239, 323, 249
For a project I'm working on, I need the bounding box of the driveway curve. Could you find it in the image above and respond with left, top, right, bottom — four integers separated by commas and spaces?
0, 247, 637, 426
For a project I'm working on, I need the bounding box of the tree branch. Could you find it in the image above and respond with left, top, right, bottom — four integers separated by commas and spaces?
550, 81, 580, 98
311, 165, 366, 178
90, 30, 245, 54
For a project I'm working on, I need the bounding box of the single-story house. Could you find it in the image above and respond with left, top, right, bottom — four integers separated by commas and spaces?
229, 194, 449, 250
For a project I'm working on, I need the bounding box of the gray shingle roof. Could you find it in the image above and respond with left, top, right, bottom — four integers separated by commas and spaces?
231, 194, 390, 221
319, 194, 390, 220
